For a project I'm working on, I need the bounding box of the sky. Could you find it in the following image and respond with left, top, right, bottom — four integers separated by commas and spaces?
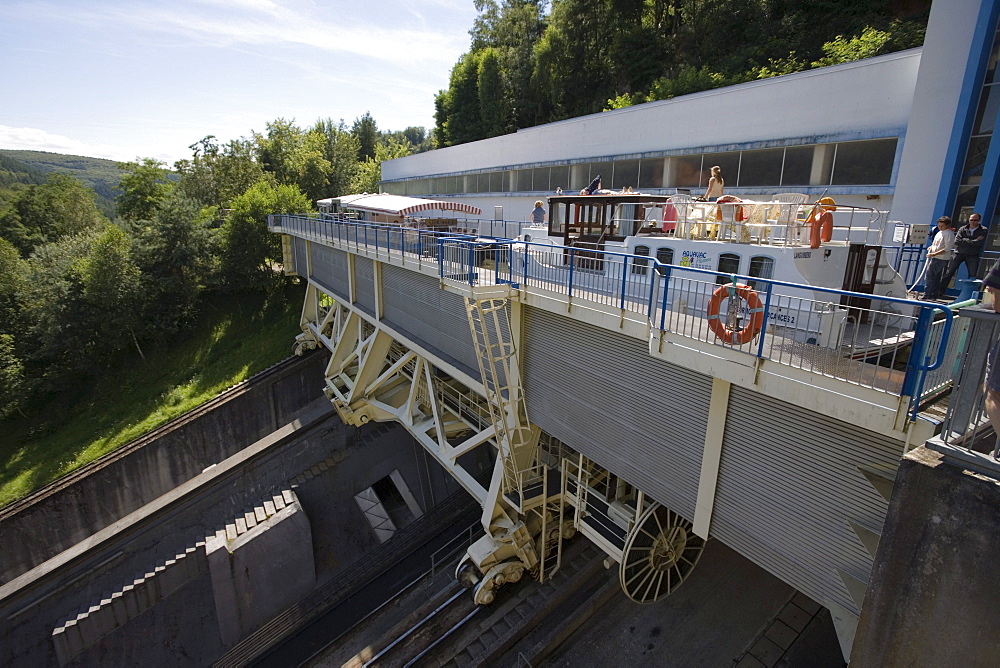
0, 0, 479, 166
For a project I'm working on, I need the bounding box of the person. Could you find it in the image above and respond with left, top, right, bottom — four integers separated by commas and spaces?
923, 216, 956, 300
943, 212, 987, 288
581, 175, 602, 195
705, 166, 724, 201
529, 200, 546, 226
981, 260, 1000, 457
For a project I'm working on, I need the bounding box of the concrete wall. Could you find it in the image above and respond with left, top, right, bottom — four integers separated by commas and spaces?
852, 444, 1000, 664
0, 352, 327, 585
0, 405, 463, 666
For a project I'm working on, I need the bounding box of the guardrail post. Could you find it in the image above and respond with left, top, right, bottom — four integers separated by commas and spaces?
523, 243, 529, 284
438, 240, 444, 279
902, 305, 935, 404
659, 266, 671, 331
619, 257, 629, 310
755, 283, 775, 359
467, 242, 475, 285
568, 248, 575, 299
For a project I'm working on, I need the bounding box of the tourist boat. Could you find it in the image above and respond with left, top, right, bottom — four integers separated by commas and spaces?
490, 191, 927, 358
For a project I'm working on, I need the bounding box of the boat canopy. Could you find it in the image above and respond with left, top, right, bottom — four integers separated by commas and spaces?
317, 193, 482, 216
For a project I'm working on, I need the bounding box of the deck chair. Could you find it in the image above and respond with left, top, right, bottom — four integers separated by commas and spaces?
667, 194, 694, 237
766, 193, 809, 244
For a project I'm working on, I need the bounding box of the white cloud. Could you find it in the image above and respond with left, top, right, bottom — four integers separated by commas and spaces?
0, 125, 171, 164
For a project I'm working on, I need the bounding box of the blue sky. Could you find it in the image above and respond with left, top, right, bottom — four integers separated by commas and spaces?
0, 0, 478, 165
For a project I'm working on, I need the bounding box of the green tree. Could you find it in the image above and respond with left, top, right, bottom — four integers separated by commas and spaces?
352, 113, 380, 162
80, 225, 146, 358
116, 158, 172, 222
478, 48, 508, 137
350, 140, 414, 194
175, 136, 264, 208
132, 192, 217, 333
255, 118, 306, 186
219, 181, 311, 290
0, 173, 107, 255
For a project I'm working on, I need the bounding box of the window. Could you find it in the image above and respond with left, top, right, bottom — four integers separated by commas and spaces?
747, 255, 774, 289
716, 252, 741, 284
638, 158, 665, 189
532, 167, 550, 192
655, 247, 674, 276
632, 245, 650, 275
738, 148, 784, 187
702, 152, 741, 189
672, 155, 703, 188
550, 165, 570, 192
614, 159, 640, 190
831, 139, 897, 185
515, 169, 533, 192
781, 146, 813, 186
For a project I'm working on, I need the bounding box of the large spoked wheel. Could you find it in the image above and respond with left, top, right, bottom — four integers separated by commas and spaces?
619, 502, 706, 603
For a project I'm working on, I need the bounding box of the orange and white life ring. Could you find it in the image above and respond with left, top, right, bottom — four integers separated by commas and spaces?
706, 283, 765, 345
806, 197, 836, 248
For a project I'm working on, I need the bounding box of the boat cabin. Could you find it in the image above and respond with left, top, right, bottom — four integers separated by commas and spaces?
548, 194, 673, 246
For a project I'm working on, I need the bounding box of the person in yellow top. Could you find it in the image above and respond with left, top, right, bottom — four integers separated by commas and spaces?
705, 166, 724, 201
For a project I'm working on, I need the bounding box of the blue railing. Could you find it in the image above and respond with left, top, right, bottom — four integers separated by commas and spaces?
270, 214, 955, 412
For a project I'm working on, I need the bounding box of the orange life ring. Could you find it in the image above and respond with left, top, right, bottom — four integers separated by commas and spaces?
808, 210, 834, 248
706, 283, 765, 345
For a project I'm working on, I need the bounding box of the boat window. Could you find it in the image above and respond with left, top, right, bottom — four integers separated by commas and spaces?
747, 255, 775, 289
831, 138, 897, 185
655, 247, 674, 276
632, 245, 651, 275
716, 252, 741, 284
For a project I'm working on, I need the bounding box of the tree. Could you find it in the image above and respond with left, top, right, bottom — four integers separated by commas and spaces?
1, 173, 107, 255
352, 112, 380, 162
175, 135, 264, 208
478, 48, 508, 137
131, 191, 217, 333
80, 225, 146, 358
219, 181, 311, 290
350, 140, 414, 194
116, 158, 172, 222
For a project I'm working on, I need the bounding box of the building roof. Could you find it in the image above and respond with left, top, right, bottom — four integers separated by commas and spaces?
317, 193, 482, 216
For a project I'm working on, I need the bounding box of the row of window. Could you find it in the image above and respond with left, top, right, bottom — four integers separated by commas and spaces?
632, 246, 775, 287
383, 138, 898, 197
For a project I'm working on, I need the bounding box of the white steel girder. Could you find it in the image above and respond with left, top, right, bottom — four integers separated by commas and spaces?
298, 283, 499, 504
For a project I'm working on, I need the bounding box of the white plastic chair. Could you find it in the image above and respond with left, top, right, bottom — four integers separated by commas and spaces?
767, 193, 808, 244
667, 194, 693, 237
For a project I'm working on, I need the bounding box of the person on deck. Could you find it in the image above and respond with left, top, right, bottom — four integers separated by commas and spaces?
923, 216, 956, 300
529, 200, 546, 225
943, 212, 987, 289
705, 166, 724, 201
582, 175, 602, 195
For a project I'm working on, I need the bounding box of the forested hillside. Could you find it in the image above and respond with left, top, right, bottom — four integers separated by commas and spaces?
0, 115, 430, 423
0, 150, 123, 217
434, 0, 931, 147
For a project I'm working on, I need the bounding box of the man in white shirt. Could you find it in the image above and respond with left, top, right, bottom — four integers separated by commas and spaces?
923, 216, 956, 300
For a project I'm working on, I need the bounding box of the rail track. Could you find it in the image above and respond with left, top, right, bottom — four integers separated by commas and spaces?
0, 353, 317, 521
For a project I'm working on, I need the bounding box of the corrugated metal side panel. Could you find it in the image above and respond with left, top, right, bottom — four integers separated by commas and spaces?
354, 256, 376, 315
521, 306, 711, 519
711, 386, 899, 615
309, 246, 349, 301
292, 237, 307, 276
380, 264, 479, 378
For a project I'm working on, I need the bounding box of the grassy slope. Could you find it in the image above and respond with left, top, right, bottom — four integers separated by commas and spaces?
0, 283, 306, 507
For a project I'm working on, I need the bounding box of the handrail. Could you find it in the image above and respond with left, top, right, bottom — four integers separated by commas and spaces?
269, 213, 958, 411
